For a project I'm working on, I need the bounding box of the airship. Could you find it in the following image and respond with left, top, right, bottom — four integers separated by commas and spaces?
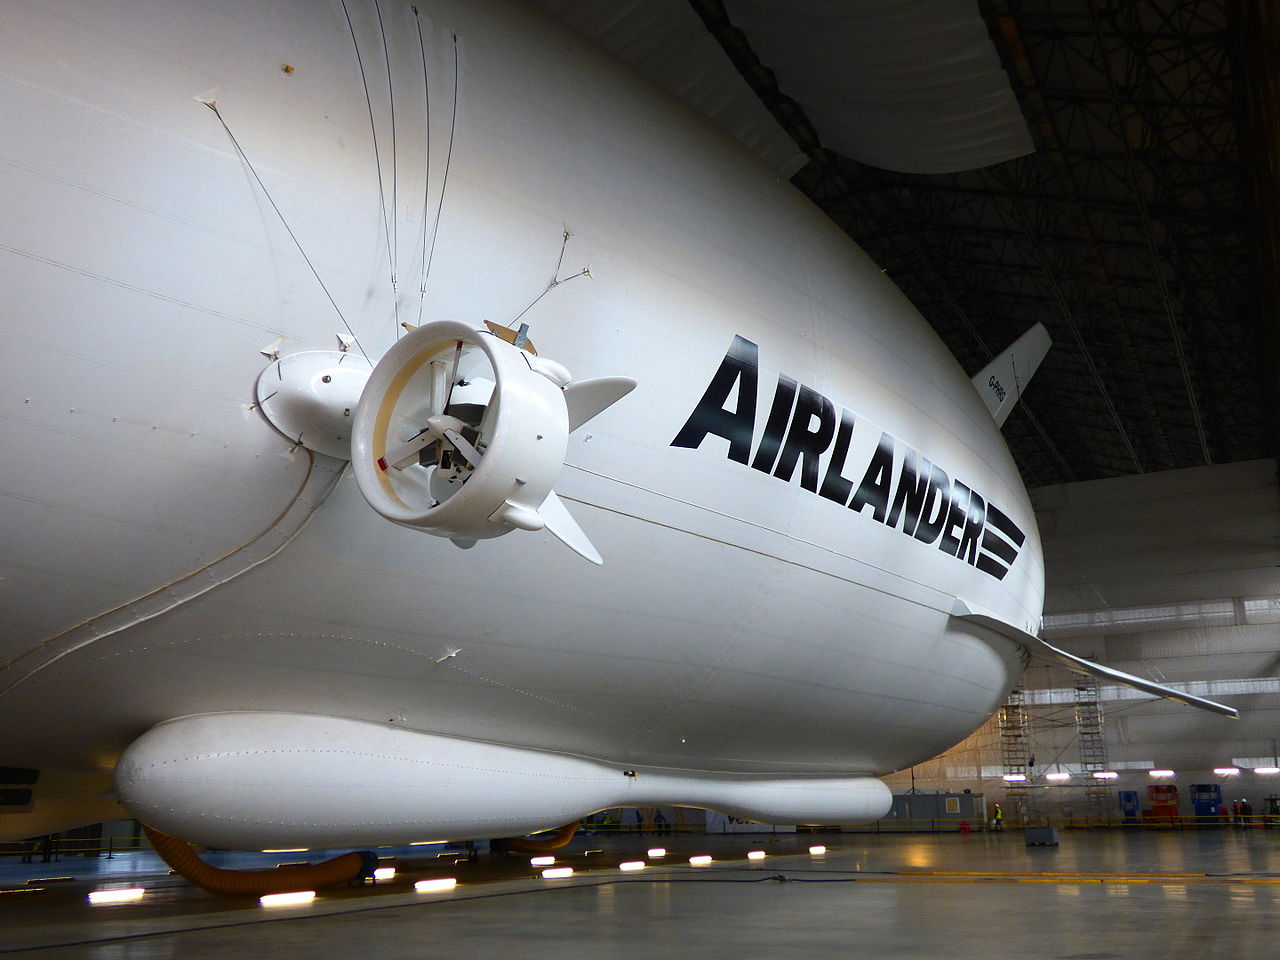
0, 0, 1231, 876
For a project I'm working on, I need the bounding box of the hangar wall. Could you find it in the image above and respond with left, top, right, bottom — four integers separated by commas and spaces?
884, 459, 1280, 817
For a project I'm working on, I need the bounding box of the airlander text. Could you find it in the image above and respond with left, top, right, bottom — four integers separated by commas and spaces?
671, 335, 1025, 581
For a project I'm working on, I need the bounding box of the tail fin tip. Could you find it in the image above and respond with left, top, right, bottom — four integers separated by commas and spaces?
971, 323, 1052, 427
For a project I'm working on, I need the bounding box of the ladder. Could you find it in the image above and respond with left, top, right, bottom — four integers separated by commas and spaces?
1074, 670, 1112, 824
999, 687, 1036, 821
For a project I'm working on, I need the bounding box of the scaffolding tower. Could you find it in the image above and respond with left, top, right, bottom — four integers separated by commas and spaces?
1074, 670, 1113, 823
999, 687, 1036, 822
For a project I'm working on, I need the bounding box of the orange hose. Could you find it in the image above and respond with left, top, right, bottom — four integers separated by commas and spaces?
506, 821, 580, 854
144, 826, 370, 897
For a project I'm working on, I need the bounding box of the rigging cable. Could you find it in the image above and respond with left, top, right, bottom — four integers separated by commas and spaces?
340, 0, 396, 320
373, 0, 401, 333
508, 231, 590, 327
204, 101, 369, 363
510, 268, 589, 327
420, 32, 459, 321
411, 4, 433, 337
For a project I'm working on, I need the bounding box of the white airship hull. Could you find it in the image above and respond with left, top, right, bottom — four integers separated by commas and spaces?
0, 0, 1042, 842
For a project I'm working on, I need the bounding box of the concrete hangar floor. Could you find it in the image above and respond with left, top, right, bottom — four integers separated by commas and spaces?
4, 829, 1280, 958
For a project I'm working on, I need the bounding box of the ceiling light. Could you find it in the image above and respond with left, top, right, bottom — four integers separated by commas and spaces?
808, 845, 827, 855
1255, 766, 1280, 775
1148, 770, 1175, 777
1214, 767, 1240, 776
647, 848, 667, 858
542, 867, 574, 879
1003, 773, 1027, 782
747, 850, 767, 860
1093, 771, 1119, 780
372, 867, 396, 881
529, 856, 555, 866
689, 855, 712, 866
1045, 772, 1071, 781
619, 861, 645, 871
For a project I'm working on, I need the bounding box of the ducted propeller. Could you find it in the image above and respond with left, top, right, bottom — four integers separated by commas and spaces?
378, 414, 469, 471
350, 321, 635, 563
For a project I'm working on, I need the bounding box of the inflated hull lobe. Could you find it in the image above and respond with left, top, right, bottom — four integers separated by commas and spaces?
114, 713, 893, 849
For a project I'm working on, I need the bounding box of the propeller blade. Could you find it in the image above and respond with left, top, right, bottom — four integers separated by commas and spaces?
537, 490, 602, 565
442, 428, 484, 466
379, 432, 440, 471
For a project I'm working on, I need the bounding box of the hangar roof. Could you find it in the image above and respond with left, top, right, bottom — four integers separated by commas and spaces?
540, 0, 1279, 488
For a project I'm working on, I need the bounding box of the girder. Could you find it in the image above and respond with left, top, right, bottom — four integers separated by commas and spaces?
693, 0, 1269, 485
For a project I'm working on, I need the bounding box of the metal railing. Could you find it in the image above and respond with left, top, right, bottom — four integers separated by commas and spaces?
847, 814, 1280, 833
0, 834, 151, 861
5, 813, 1278, 859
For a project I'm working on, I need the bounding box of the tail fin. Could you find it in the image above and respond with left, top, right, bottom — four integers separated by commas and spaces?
971, 323, 1051, 427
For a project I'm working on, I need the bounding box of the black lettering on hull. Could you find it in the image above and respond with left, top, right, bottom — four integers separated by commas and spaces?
671, 334, 1028, 583
913, 464, 952, 545
774, 386, 837, 492
958, 488, 986, 565
671, 334, 759, 464
751, 375, 798, 474
819, 410, 858, 505
886, 451, 929, 533
850, 433, 895, 522
938, 481, 971, 557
